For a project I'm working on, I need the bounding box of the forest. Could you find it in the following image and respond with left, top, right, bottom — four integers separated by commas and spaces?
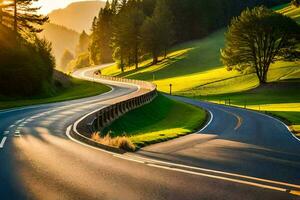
88, 0, 290, 72
0, 0, 55, 96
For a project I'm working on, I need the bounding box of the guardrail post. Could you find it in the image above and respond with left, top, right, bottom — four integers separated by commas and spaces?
87, 75, 158, 135
125, 101, 129, 112
97, 112, 100, 130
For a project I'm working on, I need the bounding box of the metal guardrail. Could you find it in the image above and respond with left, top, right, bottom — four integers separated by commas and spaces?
86, 75, 158, 134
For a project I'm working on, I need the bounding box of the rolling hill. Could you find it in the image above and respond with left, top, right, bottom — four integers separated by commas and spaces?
39, 23, 80, 68
102, 4, 300, 135
48, 1, 106, 32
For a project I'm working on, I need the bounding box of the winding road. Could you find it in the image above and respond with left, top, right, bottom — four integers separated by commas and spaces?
0, 65, 300, 200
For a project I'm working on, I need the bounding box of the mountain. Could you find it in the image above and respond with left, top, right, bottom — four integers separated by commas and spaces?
48, 1, 106, 32
39, 23, 80, 67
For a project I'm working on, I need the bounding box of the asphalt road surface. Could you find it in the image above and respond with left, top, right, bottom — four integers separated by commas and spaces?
0, 65, 299, 200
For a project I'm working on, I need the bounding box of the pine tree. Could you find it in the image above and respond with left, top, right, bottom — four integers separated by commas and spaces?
0, 0, 3, 24
76, 30, 90, 56
141, 0, 174, 64
141, 17, 161, 64
154, 0, 174, 58
89, 0, 114, 64
1, 0, 48, 38
60, 49, 74, 70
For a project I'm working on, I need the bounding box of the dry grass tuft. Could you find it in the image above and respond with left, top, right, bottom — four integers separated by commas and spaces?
91, 132, 136, 151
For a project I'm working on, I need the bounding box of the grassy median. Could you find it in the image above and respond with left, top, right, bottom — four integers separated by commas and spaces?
103, 94, 207, 148
0, 78, 110, 110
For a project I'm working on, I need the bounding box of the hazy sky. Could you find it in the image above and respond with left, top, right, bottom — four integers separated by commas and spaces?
34, 0, 102, 14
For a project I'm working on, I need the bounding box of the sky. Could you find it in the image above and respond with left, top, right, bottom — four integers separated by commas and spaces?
34, 0, 101, 14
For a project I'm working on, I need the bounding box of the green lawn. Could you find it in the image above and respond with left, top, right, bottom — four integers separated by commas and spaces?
278, 4, 300, 23
0, 78, 110, 110
101, 4, 300, 135
104, 94, 207, 148
196, 79, 300, 133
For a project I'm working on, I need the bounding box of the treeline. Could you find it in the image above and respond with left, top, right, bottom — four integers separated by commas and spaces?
89, 0, 290, 72
0, 0, 55, 96
60, 30, 90, 72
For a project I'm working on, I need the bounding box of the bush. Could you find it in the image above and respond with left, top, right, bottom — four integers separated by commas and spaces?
0, 26, 55, 96
67, 52, 91, 71
292, 0, 300, 7
91, 132, 136, 151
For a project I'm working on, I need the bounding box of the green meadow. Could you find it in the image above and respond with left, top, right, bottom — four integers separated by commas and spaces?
104, 94, 206, 148
103, 5, 300, 135
0, 78, 110, 110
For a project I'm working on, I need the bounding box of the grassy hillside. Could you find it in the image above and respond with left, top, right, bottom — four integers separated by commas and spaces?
39, 23, 79, 67
104, 94, 207, 148
102, 30, 299, 96
0, 72, 110, 110
48, 1, 106, 32
278, 4, 300, 23
102, 5, 300, 134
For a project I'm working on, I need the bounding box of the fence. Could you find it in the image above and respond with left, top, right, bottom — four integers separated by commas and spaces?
76, 75, 158, 137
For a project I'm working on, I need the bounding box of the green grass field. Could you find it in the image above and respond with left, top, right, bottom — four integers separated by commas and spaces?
102, 4, 300, 134
0, 78, 110, 110
104, 94, 207, 148
278, 4, 300, 23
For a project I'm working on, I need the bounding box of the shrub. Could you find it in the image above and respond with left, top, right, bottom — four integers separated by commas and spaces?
0, 26, 55, 96
67, 52, 91, 71
292, 0, 300, 7
91, 132, 136, 151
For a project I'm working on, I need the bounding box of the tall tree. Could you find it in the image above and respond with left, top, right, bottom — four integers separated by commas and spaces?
141, 17, 161, 64
141, 0, 174, 64
154, 0, 174, 58
60, 49, 74, 70
0, 0, 3, 24
76, 30, 89, 55
14, 0, 48, 36
0, 0, 14, 27
112, 0, 144, 69
221, 6, 300, 84
89, 0, 115, 64
1, 0, 48, 38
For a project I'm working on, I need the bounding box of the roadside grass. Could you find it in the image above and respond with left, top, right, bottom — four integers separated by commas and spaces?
101, 3, 300, 137
278, 4, 300, 23
194, 79, 300, 133
91, 132, 136, 151
103, 94, 207, 149
102, 30, 299, 96
0, 78, 110, 110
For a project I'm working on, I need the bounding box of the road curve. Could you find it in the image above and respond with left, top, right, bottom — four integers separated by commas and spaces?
0, 65, 299, 199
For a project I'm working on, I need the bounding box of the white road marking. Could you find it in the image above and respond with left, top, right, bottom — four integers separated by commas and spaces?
66, 126, 300, 196
129, 154, 300, 189
9, 125, 15, 128
0, 137, 7, 148
198, 110, 213, 132
113, 154, 145, 164
15, 130, 20, 134
66, 66, 300, 196
147, 164, 290, 193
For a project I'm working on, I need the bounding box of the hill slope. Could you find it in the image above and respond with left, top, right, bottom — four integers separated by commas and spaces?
48, 1, 106, 32
102, 4, 300, 134
40, 23, 79, 65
